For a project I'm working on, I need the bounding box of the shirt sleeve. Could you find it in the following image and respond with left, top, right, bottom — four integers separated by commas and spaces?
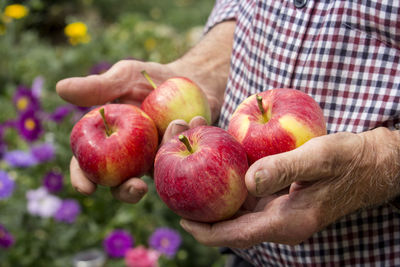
204, 0, 239, 33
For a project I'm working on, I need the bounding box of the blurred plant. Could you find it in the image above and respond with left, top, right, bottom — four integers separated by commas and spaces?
3, 4, 29, 20
54, 199, 81, 223
90, 61, 112, 74
0, 224, 14, 249
149, 227, 182, 258
0, 1, 227, 266
42, 171, 64, 193
30, 143, 55, 163
64, 21, 90, 45
3, 149, 38, 168
103, 229, 134, 258
125, 246, 160, 267
26, 187, 62, 218
0, 171, 15, 200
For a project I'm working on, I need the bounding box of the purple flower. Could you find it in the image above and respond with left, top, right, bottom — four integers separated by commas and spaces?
50, 105, 71, 123
26, 187, 62, 218
17, 110, 42, 142
90, 61, 112, 75
149, 227, 181, 258
54, 199, 80, 223
0, 224, 14, 249
0, 171, 15, 200
13, 85, 40, 113
42, 171, 63, 193
74, 105, 91, 112
0, 141, 6, 159
4, 150, 38, 168
31, 143, 55, 163
103, 230, 134, 258
31, 76, 44, 98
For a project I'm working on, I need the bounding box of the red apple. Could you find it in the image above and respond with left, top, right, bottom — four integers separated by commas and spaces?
228, 88, 327, 164
70, 104, 158, 187
140, 71, 211, 135
154, 126, 248, 223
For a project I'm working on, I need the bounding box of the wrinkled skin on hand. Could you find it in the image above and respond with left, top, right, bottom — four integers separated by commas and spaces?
57, 60, 211, 203
180, 127, 400, 248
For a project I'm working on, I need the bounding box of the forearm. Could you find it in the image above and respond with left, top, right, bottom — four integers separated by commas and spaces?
167, 21, 236, 122
360, 127, 400, 205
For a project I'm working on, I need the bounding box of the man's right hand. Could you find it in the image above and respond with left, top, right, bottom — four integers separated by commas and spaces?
56, 60, 211, 203
57, 60, 182, 203
56, 21, 235, 204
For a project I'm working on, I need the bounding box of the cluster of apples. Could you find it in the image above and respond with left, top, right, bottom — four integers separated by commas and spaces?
70, 73, 327, 223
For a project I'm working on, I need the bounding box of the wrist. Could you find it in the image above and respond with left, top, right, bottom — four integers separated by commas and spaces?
362, 127, 400, 203
166, 21, 236, 123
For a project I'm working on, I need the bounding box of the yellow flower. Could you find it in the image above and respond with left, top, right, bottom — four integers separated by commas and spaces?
4, 4, 29, 19
64, 22, 91, 45
0, 24, 6, 35
144, 37, 157, 52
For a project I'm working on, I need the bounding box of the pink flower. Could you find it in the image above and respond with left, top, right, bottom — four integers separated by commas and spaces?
125, 246, 159, 267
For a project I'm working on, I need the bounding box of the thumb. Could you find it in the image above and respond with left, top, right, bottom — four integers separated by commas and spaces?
161, 120, 189, 145
56, 60, 147, 106
245, 135, 334, 197
56, 73, 124, 107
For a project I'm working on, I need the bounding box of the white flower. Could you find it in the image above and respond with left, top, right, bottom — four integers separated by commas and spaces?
26, 187, 62, 218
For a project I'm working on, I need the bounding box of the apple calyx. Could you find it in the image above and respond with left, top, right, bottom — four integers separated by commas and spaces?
256, 94, 269, 123
178, 134, 193, 153
141, 70, 158, 89
99, 108, 113, 137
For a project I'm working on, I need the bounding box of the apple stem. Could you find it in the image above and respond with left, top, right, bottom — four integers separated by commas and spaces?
256, 94, 265, 115
141, 70, 157, 89
99, 108, 112, 137
178, 134, 193, 153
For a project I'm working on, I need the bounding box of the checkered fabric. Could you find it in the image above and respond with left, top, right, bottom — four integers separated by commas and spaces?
205, 0, 400, 266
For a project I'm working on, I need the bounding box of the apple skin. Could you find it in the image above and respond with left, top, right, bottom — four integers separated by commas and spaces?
141, 77, 212, 135
70, 104, 158, 187
228, 88, 327, 164
154, 126, 248, 223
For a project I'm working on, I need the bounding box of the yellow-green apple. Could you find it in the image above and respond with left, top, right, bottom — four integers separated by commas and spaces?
70, 104, 158, 187
154, 126, 248, 223
140, 71, 211, 135
228, 88, 327, 164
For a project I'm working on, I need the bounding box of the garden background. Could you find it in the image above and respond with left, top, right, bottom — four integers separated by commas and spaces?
0, 0, 227, 266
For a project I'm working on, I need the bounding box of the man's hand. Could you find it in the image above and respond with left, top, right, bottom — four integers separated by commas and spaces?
180, 127, 400, 248
56, 21, 235, 203
57, 60, 210, 203
57, 60, 178, 203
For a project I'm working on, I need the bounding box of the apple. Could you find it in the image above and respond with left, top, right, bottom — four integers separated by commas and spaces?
154, 126, 248, 223
70, 104, 158, 187
228, 88, 327, 164
140, 71, 212, 135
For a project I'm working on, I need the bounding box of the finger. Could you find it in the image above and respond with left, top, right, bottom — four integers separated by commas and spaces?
245, 133, 353, 197
180, 211, 272, 249
70, 157, 97, 195
189, 116, 208, 128
161, 120, 189, 145
56, 60, 149, 106
56, 74, 124, 107
110, 178, 148, 204
180, 196, 320, 248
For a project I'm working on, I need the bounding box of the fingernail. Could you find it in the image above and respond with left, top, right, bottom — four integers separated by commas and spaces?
129, 186, 146, 197
172, 122, 188, 134
254, 170, 269, 195
180, 219, 189, 230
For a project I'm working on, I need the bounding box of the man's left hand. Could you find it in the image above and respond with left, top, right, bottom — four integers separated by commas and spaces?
180, 127, 400, 248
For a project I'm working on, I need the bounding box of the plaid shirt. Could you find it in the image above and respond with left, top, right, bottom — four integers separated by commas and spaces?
205, 0, 400, 266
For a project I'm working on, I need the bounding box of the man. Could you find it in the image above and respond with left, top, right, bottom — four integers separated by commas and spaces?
57, 0, 400, 265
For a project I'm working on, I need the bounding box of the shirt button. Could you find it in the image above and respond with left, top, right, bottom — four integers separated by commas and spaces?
294, 0, 307, 8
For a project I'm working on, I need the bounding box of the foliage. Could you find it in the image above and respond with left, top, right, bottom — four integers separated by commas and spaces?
0, 0, 226, 266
